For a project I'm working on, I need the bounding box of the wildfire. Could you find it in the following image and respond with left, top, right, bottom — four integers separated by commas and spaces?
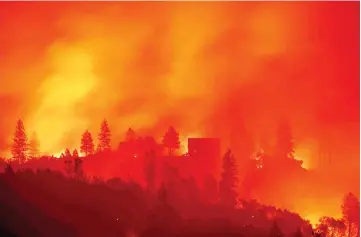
27, 44, 97, 155
0, 2, 358, 231
52, 152, 64, 159
294, 141, 319, 170
179, 132, 201, 154
294, 153, 310, 170
305, 213, 321, 227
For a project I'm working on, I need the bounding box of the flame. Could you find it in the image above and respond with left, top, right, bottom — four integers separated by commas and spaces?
304, 213, 321, 227
27, 45, 97, 155
0, 2, 358, 227
292, 196, 344, 229
52, 152, 64, 159
179, 132, 202, 154
294, 140, 319, 170
294, 154, 309, 170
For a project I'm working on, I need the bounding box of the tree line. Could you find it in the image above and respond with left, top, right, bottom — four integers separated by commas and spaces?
5, 119, 360, 237
11, 118, 295, 163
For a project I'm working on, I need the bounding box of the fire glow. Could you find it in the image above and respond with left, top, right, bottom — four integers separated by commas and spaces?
0, 1, 359, 231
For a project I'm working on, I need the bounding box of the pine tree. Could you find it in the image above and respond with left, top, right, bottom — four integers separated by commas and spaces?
219, 149, 238, 207
64, 148, 71, 157
73, 149, 79, 158
162, 126, 180, 156
28, 132, 40, 158
275, 119, 294, 159
11, 119, 28, 163
98, 119, 111, 152
80, 130, 94, 156
342, 193, 360, 237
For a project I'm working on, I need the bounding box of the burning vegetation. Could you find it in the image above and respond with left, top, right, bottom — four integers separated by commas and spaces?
0, 1, 359, 237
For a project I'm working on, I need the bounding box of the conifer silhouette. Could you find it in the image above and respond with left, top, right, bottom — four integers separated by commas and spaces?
219, 149, 239, 207
64, 148, 71, 157
80, 130, 94, 156
11, 119, 28, 163
98, 119, 111, 152
73, 149, 79, 157
162, 126, 180, 156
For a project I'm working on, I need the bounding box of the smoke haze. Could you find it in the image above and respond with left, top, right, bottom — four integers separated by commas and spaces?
0, 1, 359, 222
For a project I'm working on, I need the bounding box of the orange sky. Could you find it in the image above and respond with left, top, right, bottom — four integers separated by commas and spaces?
0, 1, 359, 225
0, 2, 359, 169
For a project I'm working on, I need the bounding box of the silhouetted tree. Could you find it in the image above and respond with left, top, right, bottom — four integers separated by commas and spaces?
72, 149, 79, 158
270, 221, 284, 237
64, 148, 71, 157
162, 126, 180, 156
342, 193, 360, 237
317, 217, 346, 237
125, 128, 136, 142
97, 119, 111, 152
219, 149, 238, 207
144, 149, 156, 194
80, 130, 94, 156
11, 119, 28, 163
28, 132, 40, 158
316, 220, 328, 236
275, 119, 294, 159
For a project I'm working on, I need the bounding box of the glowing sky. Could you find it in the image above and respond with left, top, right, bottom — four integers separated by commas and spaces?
0, 1, 359, 225
0, 2, 359, 170
0, 2, 359, 167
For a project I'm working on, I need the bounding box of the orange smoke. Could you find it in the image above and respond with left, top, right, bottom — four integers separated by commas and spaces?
26, 44, 97, 154
0, 1, 359, 225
